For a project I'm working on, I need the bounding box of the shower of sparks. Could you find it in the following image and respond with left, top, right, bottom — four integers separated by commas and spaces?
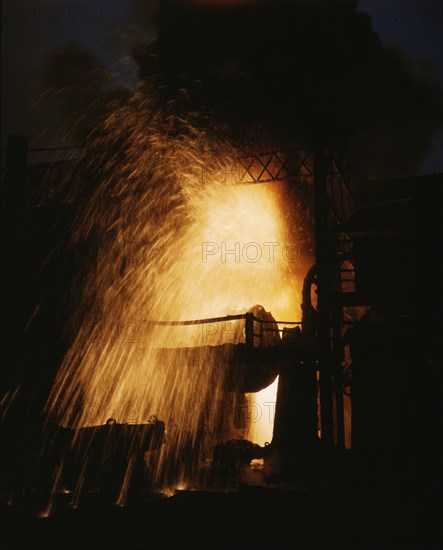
44, 86, 303, 494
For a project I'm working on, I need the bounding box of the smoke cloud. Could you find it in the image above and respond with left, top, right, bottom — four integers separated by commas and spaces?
131, 0, 442, 178
6, 0, 441, 177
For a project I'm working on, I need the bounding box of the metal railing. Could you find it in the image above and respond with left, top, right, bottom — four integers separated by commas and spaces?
144, 312, 302, 349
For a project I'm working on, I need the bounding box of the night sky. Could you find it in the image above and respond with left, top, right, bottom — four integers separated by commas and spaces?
2, 0, 443, 175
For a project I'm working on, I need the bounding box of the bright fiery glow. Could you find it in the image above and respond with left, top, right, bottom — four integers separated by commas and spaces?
45, 92, 302, 489
246, 376, 279, 446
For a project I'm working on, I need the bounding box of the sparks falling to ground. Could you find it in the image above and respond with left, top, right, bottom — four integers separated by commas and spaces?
44, 86, 302, 489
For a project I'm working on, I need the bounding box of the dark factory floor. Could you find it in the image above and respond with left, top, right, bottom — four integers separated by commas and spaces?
2, 480, 441, 550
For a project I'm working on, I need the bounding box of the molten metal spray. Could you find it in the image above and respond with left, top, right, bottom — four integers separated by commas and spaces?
45, 87, 301, 492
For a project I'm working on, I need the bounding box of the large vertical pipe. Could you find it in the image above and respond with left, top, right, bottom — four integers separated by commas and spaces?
314, 144, 334, 446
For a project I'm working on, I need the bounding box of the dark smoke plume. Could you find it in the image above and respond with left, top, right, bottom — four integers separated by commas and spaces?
34, 1, 442, 178
131, 0, 442, 178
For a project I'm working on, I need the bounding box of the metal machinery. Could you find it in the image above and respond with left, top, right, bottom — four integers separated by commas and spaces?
235, 144, 358, 455
231, 145, 442, 484
3, 137, 360, 481
3, 135, 442, 491
142, 143, 359, 479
